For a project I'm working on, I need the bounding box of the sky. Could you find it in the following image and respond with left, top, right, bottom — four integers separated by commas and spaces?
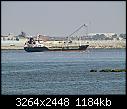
1, 1, 126, 37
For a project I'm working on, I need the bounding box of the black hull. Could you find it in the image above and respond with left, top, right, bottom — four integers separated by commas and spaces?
24, 45, 89, 52
24, 47, 49, 52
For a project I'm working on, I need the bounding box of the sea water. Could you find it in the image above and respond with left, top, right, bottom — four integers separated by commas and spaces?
1, 48, 126, 95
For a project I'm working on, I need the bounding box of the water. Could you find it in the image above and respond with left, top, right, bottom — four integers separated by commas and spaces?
1, 48, 126, 95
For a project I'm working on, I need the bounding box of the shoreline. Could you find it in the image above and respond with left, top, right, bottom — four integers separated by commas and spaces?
1, 47, 125, 50
1, 40, 126, 50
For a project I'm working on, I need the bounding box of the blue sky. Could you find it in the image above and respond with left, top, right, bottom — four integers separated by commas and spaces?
1, 1, 126, 37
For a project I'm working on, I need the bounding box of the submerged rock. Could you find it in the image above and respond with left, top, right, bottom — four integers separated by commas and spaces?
90, 70, 97, 72
111, 69, 126, 72
99, 69, 112, 72
90, 69, 126, 72
99, 69, 126, 72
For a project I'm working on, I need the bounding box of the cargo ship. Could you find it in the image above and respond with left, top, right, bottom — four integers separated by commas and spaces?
24, 37, 89, 52
24, 24, 89, 52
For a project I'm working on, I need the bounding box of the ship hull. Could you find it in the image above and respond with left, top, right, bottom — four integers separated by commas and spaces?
24, 46, 49, 52
48, 45, 89, 51
24, 45, 89, 52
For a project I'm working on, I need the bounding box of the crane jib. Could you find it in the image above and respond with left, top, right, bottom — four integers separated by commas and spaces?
68, 24, 87, 38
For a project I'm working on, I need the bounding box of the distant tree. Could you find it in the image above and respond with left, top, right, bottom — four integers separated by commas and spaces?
93, 34, 106, 40
105, 37, 113, 40
119, 34, 126, 39
100, 34, 107, 40
16, 37, 19, 41
112, 34, 117, 38
18, 32, 26, 37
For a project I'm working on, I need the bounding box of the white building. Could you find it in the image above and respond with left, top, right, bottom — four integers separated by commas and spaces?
88, 33, 116, 37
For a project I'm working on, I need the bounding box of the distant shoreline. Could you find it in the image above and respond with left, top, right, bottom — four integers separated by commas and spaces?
1, 40, 126, 50
1, 47, 125, 50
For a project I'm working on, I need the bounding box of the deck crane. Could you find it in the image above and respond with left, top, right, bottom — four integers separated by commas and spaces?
66, 24, 88, 46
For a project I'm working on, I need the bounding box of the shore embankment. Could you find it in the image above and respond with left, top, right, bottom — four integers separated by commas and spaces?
1, 40, 126, 50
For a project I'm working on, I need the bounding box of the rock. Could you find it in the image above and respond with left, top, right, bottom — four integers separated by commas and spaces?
90, 70, 97, 72
99, 69, 112, 72
111, 69, 126, 72
99, 69, 126, 72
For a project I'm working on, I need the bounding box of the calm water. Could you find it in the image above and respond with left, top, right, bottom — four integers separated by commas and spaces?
1, 48, 126, 95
